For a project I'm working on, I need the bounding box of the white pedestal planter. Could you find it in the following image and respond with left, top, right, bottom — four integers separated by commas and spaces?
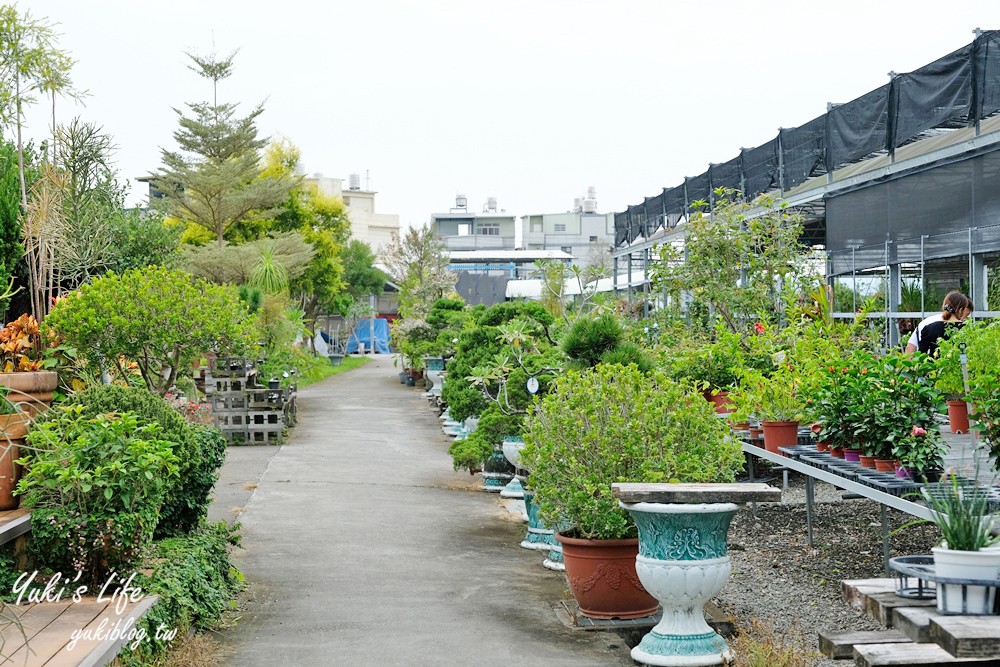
614, 482, 780, 667
500, 437, 526, 500
931, 545, 1000, 614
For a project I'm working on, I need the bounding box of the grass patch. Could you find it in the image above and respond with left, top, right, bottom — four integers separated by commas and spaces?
296, 354, 370, 387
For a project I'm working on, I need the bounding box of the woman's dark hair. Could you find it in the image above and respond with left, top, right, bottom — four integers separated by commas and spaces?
942, 290, 971, 319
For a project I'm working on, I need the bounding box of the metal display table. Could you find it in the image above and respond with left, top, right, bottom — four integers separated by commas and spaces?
743, 441, 935, 572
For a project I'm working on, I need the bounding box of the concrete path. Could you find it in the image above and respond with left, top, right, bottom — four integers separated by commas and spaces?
217, 356, 633, 666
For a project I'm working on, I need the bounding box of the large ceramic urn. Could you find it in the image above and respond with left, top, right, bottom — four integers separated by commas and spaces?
614, 482, 781, 667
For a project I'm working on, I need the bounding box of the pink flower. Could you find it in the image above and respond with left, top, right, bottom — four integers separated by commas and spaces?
911, 426, 926, 437
754, 322, 766, 334
810, 422, 822, 434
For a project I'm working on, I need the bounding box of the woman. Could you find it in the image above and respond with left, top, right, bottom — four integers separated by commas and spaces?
904, 290, 972, 356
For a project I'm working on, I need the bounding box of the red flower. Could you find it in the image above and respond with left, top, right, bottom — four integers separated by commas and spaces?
911, 426, 927, 437
810, 422, 822, 434
754, 322, 766, 334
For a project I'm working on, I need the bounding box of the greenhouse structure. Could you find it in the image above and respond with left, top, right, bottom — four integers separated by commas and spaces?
613, 29, 1000, 344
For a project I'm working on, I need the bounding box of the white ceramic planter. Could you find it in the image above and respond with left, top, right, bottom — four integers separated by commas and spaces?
500, 438, 526, 499
932, 545, 1000, 614
622, 502, 739, 666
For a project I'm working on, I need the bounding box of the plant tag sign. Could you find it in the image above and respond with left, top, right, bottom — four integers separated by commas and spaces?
526, 377, 539, 394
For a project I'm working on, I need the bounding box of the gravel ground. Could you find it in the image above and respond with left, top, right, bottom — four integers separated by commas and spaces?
713, 464, 940, 666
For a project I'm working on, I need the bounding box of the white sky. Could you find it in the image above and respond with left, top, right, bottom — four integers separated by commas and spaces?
19, 1, 1000, 232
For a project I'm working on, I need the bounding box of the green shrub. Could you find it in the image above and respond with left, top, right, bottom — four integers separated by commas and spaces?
17, 407, 179, 585
521, 364, 743, 540
562, 313, 624, 367
56, 384, 226, 538
43, 266, 256, 396
115, 522, 244, 666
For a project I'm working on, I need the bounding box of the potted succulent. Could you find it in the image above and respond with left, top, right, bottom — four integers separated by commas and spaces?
521, 363, 744, 620
920, 465, 1000, 614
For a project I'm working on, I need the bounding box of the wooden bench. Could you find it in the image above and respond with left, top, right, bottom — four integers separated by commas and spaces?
0, 508, 29, 547
0, 595, 158, 666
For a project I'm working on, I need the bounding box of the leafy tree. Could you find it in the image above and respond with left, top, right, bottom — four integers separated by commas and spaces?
152, 51, 292, 247
380, 223, 456, 320
181, 231, 314, 287
43, 266, 256, 395
0, 141, 26, 316
0, 5, 78, 206
341, 239, 385, 301
652, 188, 814, 333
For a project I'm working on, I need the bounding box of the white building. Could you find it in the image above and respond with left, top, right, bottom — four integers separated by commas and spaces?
306, 173, 401, 251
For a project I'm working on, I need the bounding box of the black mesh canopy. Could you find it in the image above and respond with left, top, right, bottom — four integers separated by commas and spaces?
780, 117, 826, 190
615, 30, 1000, 247
709, 156, 742, 194
741, 140, 778, 198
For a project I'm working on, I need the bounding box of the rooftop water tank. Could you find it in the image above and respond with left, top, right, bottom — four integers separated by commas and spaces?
349, 173, 361, 190
456, 194, 467, 209
486, 197, 497, 212
582, 199, 597, 213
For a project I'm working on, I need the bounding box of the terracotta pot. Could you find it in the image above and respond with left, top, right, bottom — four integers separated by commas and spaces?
816, 440, 829, 452
730, 421, 750, 432
749, 427, 762, 440
0, 413, 30, 511
859, 454, 877, 469
947, 399, 970, 434
761, 421, 798, 455
709, 391, 734, 414
556, 533, 658, 620
874, 458, 896, 473
0, 371, 58, 416
830, 446, 845, 459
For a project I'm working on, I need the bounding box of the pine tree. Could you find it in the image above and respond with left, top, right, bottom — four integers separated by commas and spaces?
152, 51, 292, 247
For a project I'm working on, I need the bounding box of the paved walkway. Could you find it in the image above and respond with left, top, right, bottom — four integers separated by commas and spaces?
216, 356, 632, 666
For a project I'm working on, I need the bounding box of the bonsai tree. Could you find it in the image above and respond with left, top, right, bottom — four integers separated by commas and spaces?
561, 312, 652, 372
520, 363, 744, 540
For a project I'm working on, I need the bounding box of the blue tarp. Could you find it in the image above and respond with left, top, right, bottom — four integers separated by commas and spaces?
345, 317, 391, 354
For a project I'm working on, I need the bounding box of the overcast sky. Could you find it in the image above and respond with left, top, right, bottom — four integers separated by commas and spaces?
20, 1, 1000, 236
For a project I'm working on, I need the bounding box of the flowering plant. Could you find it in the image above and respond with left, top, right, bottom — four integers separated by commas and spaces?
893, 425, 946, 478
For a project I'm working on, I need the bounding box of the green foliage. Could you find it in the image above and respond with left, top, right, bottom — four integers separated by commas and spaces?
562, 313, 623, 367
381, 224, 457, 320
152, 52, 293, 247
17, 407, 179, 585
652, 188, 816, 332
43, 266, 256, 395
935, 321, 1000, 399
921, 469, 1000, 550
892, 426, 947, 477
967, 368, 1000, 469
340, 239, 386, 301
58, 383, 227, 538
448, 430, 494, 472
115, 522, 244, 666
521, 364, 743, 540
840, 351, 943, 461
106, 208, 181, 273
0, 142, 25, 316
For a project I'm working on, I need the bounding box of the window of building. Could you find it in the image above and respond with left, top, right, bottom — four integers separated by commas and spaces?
457, 223, 470, 236
561, 246, 573, 255
477, 223, 500, 236
589, 235, 598, 242
554, 223, 567, 232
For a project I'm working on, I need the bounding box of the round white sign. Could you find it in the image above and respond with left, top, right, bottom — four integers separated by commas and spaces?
526, 377, 540, 394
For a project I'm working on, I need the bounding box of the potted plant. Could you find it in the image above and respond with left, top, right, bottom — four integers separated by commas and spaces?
893, 426, 946, 480
736, 359, 804, 455
0, 314, 58, 510
920, 465, 1000, 614
521, 363, 744, 620
936, 322, 1000, 434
